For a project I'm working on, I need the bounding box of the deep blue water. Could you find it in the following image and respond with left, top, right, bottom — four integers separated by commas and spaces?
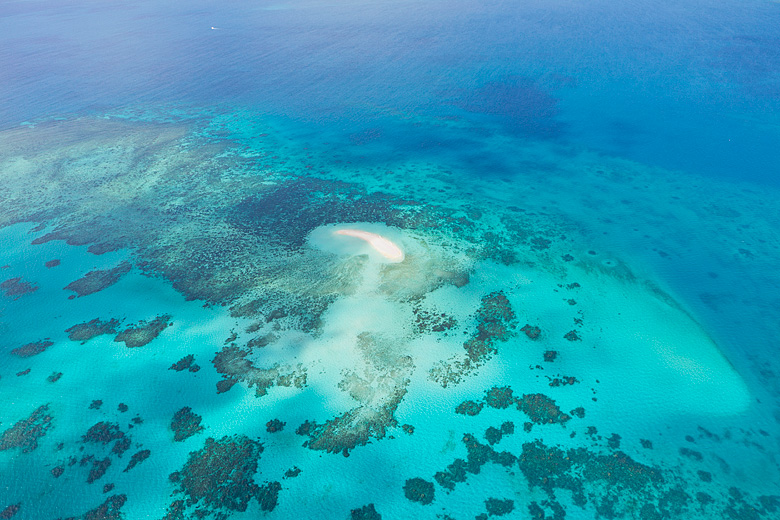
2, 0, 779, 182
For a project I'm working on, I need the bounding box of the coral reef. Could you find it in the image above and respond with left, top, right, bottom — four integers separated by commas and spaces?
266, 419, 285, 433
87, 458, 111, 484
57, 495, 127, 520
66, 319, 120, 343
169, 354, 199, 372
114, 314, 171, 348
484, 422, 514, 445
10, 340, 53, 357
521, 324, 541, 339
517, 394, 571, 425
167, 435, 279, 516
485, 386, 515, 409
351, 504, 382, 520
0, 405, 53, 453
485, 498, 515, 516
62, 262, 131, 298
430, 291, 517, 386
413, 308, 457, 334
123, 450, 150, 472
82, 422, 125, 445
0, 277, 38, 299
0, 504, 20, 519
455, 400, 484, 416
171, 407, 204, 442
212, 346, 307, 397
298, 334, 412, 456
403, 478, 435, 505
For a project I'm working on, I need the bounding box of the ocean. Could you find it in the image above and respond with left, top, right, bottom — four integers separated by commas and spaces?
1, 1, 779, 519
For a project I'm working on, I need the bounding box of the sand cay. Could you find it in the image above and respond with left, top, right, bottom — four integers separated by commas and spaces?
334, 229, 405, 262
308, 223, 407, 264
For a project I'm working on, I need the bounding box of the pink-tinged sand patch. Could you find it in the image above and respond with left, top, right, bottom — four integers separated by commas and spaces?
334, 229, 405, 262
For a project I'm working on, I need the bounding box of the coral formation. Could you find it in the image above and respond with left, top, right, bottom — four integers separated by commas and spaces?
167, 435, 279, 516
403, 478, 435, 505
87, 457, 111, 484
0, 277, 38, 299
82, 422, 125, 445
171, 407, 204, 442
123, 450, 150, 472
266, 419, 285, 433
430, 291, 517, 386
212, 346, 307, 397
66, 319, 120, 343
57, 494, 127, 520
62, 262, 131, 298
351, 504, 382, 520
0, 504, 20, 519
517, 394, 571, 425
485, 498, 515, 516
455, 400, 484, 416
114, 314, 171, 348
521, 324, 541, 339
10, 340, 53, 357
169, 354, 199, 372
0, 405, 53, 453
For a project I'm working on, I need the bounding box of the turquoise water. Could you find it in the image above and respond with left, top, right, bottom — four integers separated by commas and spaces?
1, 1, 779, 519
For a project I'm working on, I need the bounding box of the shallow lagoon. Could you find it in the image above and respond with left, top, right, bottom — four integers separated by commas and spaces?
1, 1, 780, 519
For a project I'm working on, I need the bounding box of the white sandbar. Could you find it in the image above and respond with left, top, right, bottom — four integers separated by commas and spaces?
307, 223, 406, 264
334, 229, 404, 262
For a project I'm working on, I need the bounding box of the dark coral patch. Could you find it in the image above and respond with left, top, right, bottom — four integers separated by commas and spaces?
169, 354, 197, 372
45, 259, 61, 268
169, 435, 279, 515
124, 450, 150, 472
351, 503, 382, 520
521, 324, 541, 339
59, 494, 127, 520
434, 458, 468, 490
171, 407, 204, 442
413, 308, 457, 334
430, 291, 516, 386
284, 467, 301, 478
1, 277, 38, 299
87, 458, 111, 484
455, 400, 484, 416
485, 498, 515, 516
82, 422, 124, 445
64, 262, 131, 298
0, 405, 53, 453
298, 381, 407, 456
114, 314, 171, 348
66, 319, 120, 343
403, 477, 435, 505
266, 419, 285, 433
10, 340, 53, 357
485, 386, 514, 409
0, 503, 20, 519
517, 393, 571, 425
212, 346, 306, 397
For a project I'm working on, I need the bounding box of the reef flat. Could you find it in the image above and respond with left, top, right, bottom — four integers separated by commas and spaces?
0, 110, 778, 520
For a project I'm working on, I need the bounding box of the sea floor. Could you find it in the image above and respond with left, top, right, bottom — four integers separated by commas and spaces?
1, 107, 779, 519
